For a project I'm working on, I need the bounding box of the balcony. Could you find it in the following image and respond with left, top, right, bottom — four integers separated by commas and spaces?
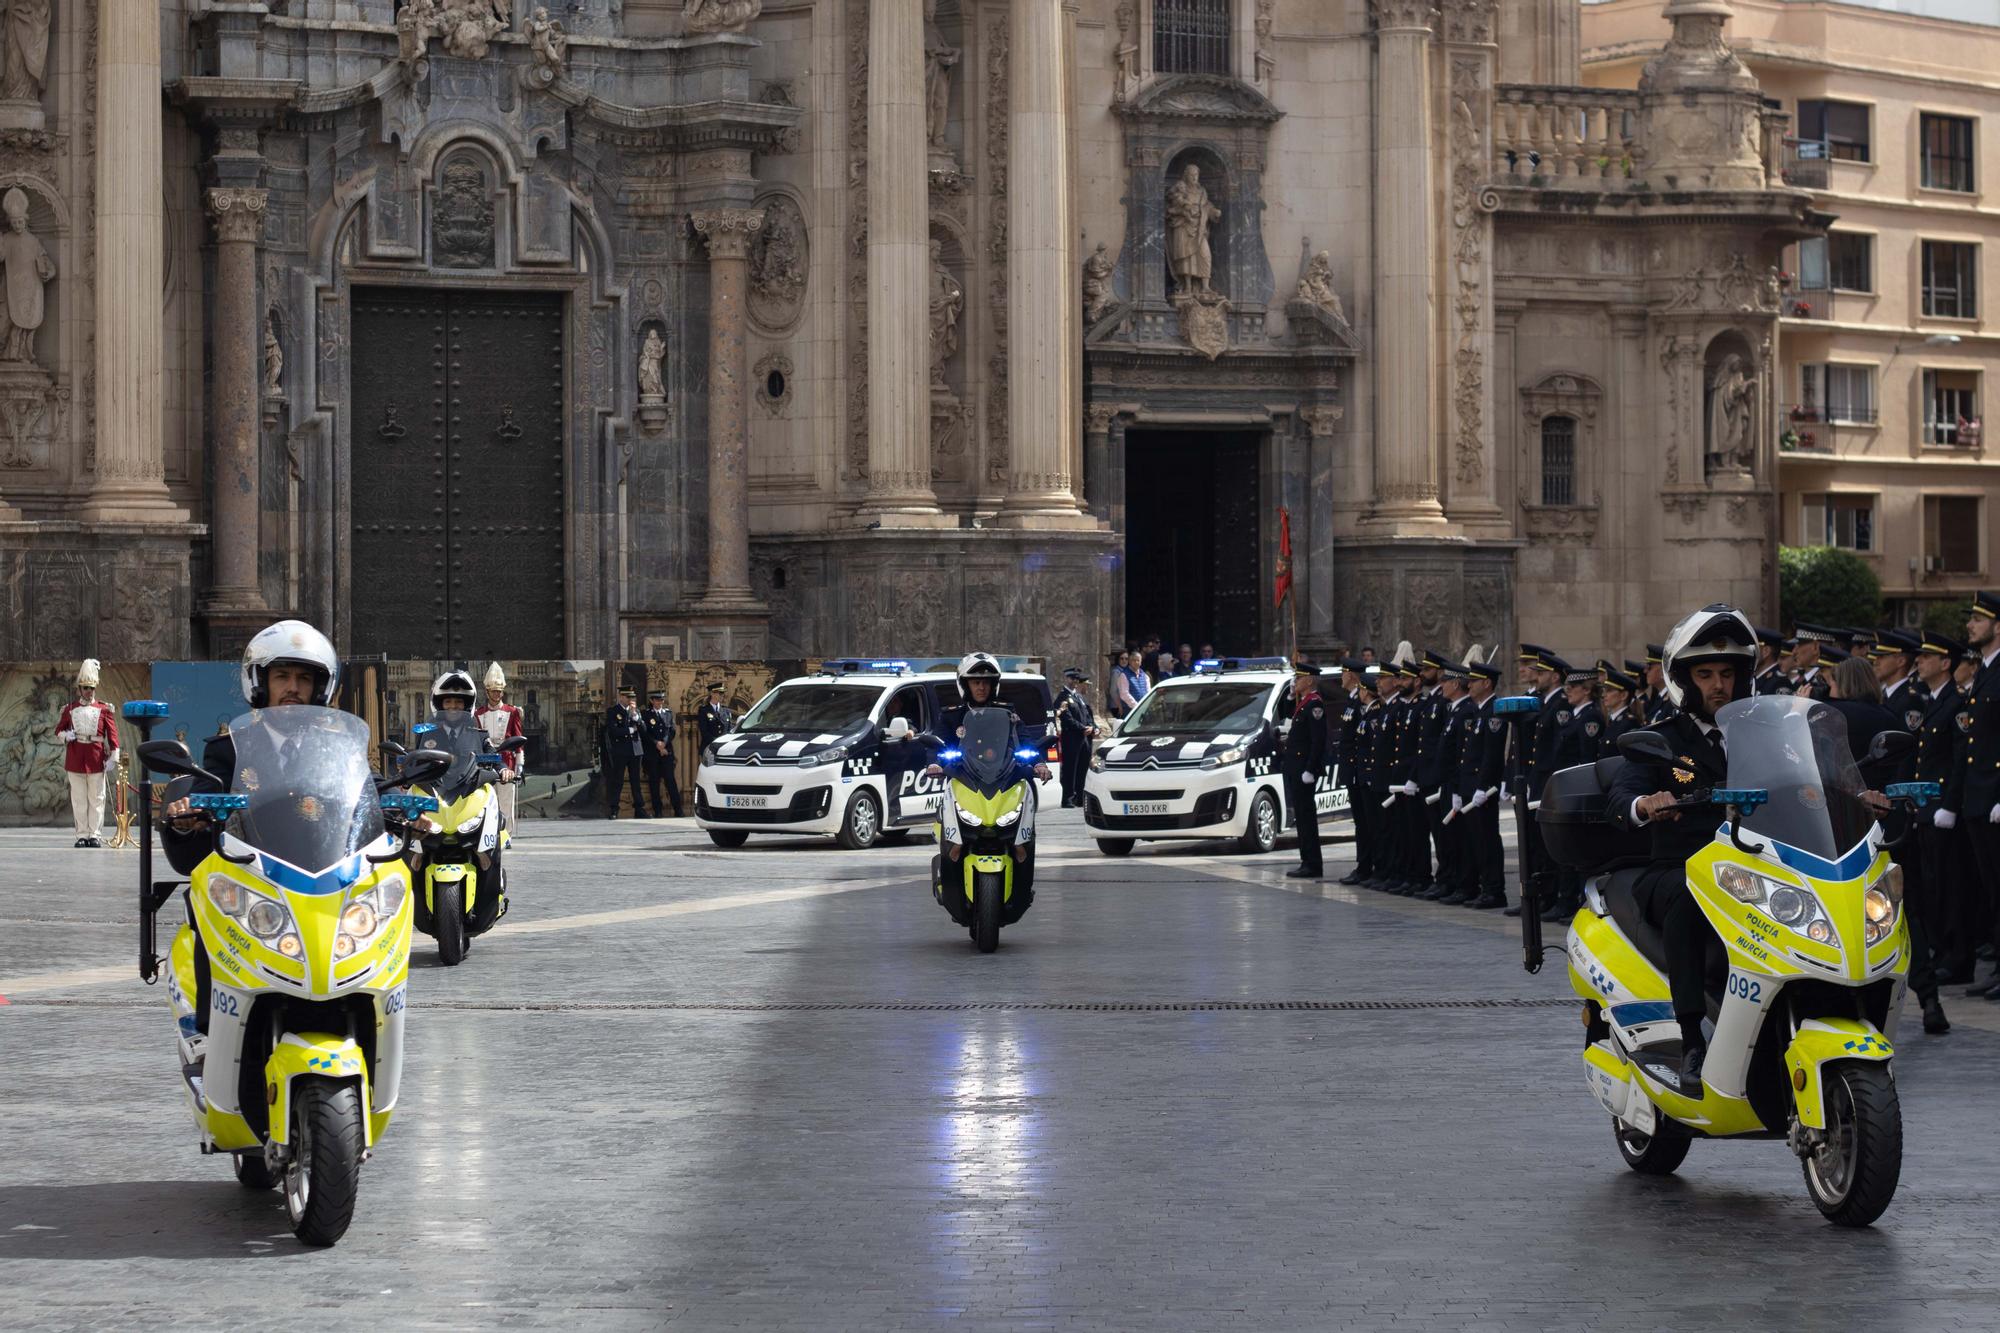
1493, 87, 1644, 185
1782, 137, 1831, 191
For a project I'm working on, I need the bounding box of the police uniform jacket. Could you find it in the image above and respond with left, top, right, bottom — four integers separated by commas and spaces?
1351, 700, 1382, 790
1414, 687, 1451, 793
1881, 675, 1922, 721
1907, 680, 1965, 806
641, 706, 677, 763
1283, 690, 1330, 781
697, 700, 734, 747
1471, 696, 1507, 797
1549, 699, 1602, 775
1753, 665, 1791, 696
1606, 711, 1730, 864
1337, 689, 1361, 777
1957, 650, 2000, 817
1437, 695, 1472, 800
1386, 694, 1418, 788
1598, 705, 1637, 760
1528, 689, 1567, 796
1054, 687, 1095, 739
604, 703, 645, 759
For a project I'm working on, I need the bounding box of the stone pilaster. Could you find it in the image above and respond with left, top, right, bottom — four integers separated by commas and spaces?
77, 0, 186, 523
999, 0, 1093, 530
857, 0, 949, 525
691, 207, 767, 614
202, 187, 271, 625
1083, 404, 1118, 522
1366, 0, 1447, 531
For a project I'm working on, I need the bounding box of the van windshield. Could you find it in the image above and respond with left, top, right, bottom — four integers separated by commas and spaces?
1119, 682, 1271, 737
739, 684, 880, 732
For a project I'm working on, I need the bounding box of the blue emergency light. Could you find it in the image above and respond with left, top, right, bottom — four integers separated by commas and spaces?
1884, 781, 1943, 809
379, 792, 440, 815
1492, 695, 1541, 715
122, 699, 171, 720
1711, 788, 1770, 811
187, 793, 248, 814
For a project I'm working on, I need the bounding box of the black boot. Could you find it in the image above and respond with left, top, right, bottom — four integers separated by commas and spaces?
1922, 999, 1951, 1034
1678, 1016, 1708, 1093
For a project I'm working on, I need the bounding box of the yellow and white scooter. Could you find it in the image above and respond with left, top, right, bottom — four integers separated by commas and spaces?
390, 713, 523, 966
136, 705, 446, 1246
1547, 695, 1930, 1227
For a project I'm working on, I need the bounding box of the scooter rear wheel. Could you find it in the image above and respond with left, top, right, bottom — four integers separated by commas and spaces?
1614, 1117, 1691, 1175
1803, 1062, 1901, 1227
233, 1151, 277, 1190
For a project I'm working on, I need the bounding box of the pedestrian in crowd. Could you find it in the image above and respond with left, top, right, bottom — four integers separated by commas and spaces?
1338, 663, 1383, 886
603, 685, 650, 819
1173, 643, 1195, 676
1359, 647, 1377, 666
1107, 650, 1139, 718
642, 688, 684, 818
475, 662, 526, 832
1198, 642, 1216, 661
56, 658, 119, 848
1283, 659, 1330, 879
1138, 635, 1163, 681
1054, 667, 1100, 808
697, 681, 735, 748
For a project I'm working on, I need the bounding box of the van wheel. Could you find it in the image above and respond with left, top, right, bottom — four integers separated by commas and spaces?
707, 830, 750, 848
1096, 838, 1135, 857
1237, 789, 1280, 855
1614, 1117, 1691, 1176
836, 788, 883, 850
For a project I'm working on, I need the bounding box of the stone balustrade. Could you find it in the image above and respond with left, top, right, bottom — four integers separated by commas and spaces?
1493, 85, 1644, 186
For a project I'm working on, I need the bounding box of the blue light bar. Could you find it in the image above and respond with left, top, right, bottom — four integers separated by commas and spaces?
122, 699, 170, 719
1711, 788, 1770, 811
1014, 747, 1040, 760
1192, 658, 1223, 673
940, 748, 962, 761
478, 752, 505, 764
187, 793, 248, 813
412, 723, 437, 736
1884, 781, 1942, 809
380, 792, 440, 815
1492, 695, 1541, 715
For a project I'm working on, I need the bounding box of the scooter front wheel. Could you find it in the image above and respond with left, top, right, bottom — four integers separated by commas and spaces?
973, 873, 1002, 954
1614, 1117, 1691, 1176
284, 1077, 364, 1247
1803, 1062, 1902, 1227
434, 882, 467, 966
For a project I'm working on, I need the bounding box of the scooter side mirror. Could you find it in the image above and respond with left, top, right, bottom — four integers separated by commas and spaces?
395, 748, 454, 790
1865, 730, 1913, 764
379, 739, 408, 759
499, 736, 528, 753
137, 739, 225, 790
1616, 729, 1677, 766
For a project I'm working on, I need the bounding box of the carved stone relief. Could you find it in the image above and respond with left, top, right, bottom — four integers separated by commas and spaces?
684, 0, 763, 34
748, 193, 807, 333
433, 156, 496, 269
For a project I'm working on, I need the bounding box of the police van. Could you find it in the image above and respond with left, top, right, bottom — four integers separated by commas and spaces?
694, 659, 1061, 849
1082, 658, 1350, 856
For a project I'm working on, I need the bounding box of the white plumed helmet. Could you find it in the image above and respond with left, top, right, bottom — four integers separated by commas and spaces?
75, 658, 101, 689
483, 662, 507, 691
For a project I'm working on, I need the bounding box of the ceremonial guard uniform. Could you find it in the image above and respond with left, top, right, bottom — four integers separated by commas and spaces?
1283, 662, 1331, 879
642, 689, 684, 818
56, 659, 119, 847
475, 662, 527, 831
603, 686, 650, 818
697, 683, 735, 749
1054, 668, 1098, 808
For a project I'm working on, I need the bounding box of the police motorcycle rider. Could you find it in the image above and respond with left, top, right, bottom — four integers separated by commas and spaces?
408, 669, 518, 933
1604, 605, 1900, 1090
158, 620, 344, 1071
911, 653, 1054, 912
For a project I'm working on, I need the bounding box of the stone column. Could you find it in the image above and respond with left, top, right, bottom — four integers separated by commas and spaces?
1367, 0, 1447, 530
77, 0, 186, 522
202, 187, 270, 617
691, 208, 765, 611
857, 0, 948, 525
1083, 405, 1117, 522
999, 0, 1093, 529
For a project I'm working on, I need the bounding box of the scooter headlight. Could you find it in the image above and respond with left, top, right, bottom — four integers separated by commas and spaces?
341, 901, 379, 940
1766, 887, 1810, 926
995, 807, 1022, 827
210, 879, 247, 917
1863, 888, 1894, 925
1200, 746, 1246, 771
245, 899, 290, 940
955, 804, 984, 827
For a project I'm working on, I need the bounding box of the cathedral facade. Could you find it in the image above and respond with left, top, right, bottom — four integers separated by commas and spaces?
0, 0, 1818, 669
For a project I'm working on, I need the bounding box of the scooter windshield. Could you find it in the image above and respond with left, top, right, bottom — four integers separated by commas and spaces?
954, 707, 1020, 792
1715, 695, 1873, 864
226, 706, 384, 874
420, 712, 488, 803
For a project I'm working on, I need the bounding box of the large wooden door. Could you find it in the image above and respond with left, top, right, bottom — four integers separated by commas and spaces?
349, 288, 566, 659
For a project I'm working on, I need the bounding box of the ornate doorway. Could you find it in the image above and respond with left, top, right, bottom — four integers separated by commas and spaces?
1123, 429, 1262, 656
349, 288, 567, 659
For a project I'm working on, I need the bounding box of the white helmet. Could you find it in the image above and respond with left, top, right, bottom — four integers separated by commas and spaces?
431, 668, 478, 713
242, 620, 339, 707
1661, 603, 1757, 717
955, 651, 1003, 702
483, 661, 507, 692
75, 658, 101, 689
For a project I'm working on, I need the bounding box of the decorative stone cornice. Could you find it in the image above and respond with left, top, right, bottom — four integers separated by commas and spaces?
205, 187, 270, 243
1370, 0, 1439, 33
691, 207, 766, 260
1113, 72, 1283, 126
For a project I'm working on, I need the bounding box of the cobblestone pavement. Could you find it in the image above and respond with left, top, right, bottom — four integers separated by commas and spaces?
2, 813, 1996, 1331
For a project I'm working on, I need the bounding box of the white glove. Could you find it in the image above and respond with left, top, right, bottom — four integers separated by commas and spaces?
1498, 783, 1509, 803
1450, 793, 1464, 814
1527, 799, 1541, 812
1300, 771, 1317, 784
1423, 790, 1441, 806
1400, 782, 1419, 797
58, 730, 75, 743
1988, 803, 2000, 825
1934, 808, 1958, 830
108, 750, 120, 768
1470, 788, 1492, 809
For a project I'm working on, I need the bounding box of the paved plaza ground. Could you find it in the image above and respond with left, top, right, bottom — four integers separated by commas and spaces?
2, 812, 1996, 1331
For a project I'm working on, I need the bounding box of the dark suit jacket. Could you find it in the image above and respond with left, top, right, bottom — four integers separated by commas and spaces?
1606, 713, 1730, 865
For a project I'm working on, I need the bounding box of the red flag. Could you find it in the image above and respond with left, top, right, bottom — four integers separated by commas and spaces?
1274, 506, 1293, 609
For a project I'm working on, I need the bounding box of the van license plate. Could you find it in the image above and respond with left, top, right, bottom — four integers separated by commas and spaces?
724, 795, 769, 809
1123, 802, 1169, 816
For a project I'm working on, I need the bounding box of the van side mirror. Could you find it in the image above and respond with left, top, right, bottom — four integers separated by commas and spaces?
1615, 729, 1677, 766
885, 717, 912, 741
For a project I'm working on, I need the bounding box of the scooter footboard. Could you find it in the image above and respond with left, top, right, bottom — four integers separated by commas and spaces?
266, 1032, 375, 1148
1785, 1018, 1893, 1130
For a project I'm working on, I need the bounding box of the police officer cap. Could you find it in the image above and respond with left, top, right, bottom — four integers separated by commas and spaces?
1823, 645, 1852, 664
1063, 666, 1089, 682
1420, 648, 1450, 670
1517, 642, 1550, 664
1623, 658, 1647, 676
1440, 660, 1469, 680
1919, 631, 1967, 659
1838, 627, 1873, 650
1603, 668, 1638, 693
1755, 625, 1785, 647
1973, 589, 2000, 621
618, 684, 637, 696
1541, 654, 1573, 677
1872, 629, 1920, 658
1791, 622, 1839, 645
706, 681, 725, 693
1292, 658, 1320, 676
1466, 661, 1501, 682
1644, 643, 1665, 664
648, 688, 666, 699
1341, 657, 1369, 673
1562, 665, 1598, 687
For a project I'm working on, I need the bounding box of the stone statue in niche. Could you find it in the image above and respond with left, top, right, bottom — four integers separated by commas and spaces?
1294, 250, 1346, 324
1082, 241, 1117, 324
0, 0, 50, 101
928, 239, 962, 387
684, 0, 762, 34
1166, 165, 1221, 298
923, 0, 960, 171
263, 312, 284, 398
1113, 2, 1138, 103
525, 6, 568, 84
0, 187, 52, 364
1254, 1, 1277, 89
432, 159, 496, 268
638, 327, 666, 402
1706, 353, 1756, 474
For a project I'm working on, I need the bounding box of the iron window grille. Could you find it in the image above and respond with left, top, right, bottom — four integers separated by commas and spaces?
1154, 0, 1232, 76
1540, 415, 1576, 507
1920, 114, 1976, 194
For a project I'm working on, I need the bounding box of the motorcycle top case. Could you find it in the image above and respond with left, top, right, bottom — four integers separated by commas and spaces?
1538, 756, 1650, 873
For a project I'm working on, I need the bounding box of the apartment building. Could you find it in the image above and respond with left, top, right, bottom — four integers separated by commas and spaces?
1583, 0, 2000, 625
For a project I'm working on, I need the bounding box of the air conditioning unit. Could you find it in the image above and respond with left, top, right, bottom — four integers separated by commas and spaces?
1899, 601, 1925, 629
1924, 556, 1944, 574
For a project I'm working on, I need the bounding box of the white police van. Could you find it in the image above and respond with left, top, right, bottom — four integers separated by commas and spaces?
694, 659, 1061, 849
1082, 658, 1350, 856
